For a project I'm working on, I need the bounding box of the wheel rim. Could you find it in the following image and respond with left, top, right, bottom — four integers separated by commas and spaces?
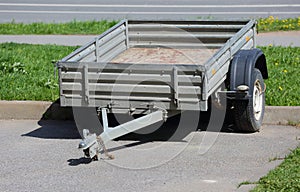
253, 80, 263, 121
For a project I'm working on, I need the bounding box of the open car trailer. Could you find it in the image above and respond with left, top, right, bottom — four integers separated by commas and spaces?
56, 19, 268, 160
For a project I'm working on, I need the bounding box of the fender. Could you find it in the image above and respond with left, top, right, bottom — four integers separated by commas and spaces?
229, 48, 268, 92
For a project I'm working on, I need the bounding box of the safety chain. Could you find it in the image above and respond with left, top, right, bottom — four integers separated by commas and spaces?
96, 135, 114, 160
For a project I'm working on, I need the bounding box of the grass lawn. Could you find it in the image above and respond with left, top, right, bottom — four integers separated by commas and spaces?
258, 16, 300, 32
259, 46, 300, 106
0, 43, 77, 101
250, 147, 300, 191
0, 43, 299, 106
0, 17, 299, 35
0, 20, 117, 35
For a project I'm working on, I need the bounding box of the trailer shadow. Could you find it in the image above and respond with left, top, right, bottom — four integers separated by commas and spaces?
21, 110, 235, 141
21, 110, 238, 166
67, 157, 92, 166
21, 120, 81, 139
114, 110, 236, 142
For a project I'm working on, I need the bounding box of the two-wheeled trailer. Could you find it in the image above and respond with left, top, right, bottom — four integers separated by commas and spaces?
56, 19, 268, 160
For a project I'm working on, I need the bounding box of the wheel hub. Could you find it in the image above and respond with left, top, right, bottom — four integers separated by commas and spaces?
253, 80, 263, 121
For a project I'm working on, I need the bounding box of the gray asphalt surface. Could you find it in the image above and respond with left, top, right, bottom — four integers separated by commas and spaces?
0, 0, 299, 23
0, 120, 299, 192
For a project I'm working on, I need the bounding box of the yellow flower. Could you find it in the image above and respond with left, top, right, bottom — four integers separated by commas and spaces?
283, 69, 288, 73
279, 86, 283, 91
268, 44, 273, 47
275, 62, 279, 66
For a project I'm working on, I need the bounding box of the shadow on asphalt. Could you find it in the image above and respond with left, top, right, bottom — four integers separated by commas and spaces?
20, 109, 242, 166
21, 110, 237, 141
67, 140, 151, 166
21, 120, 81, 139
67, 157, 92, 166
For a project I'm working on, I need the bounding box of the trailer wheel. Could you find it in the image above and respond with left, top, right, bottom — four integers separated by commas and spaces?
234, 69, 265, 132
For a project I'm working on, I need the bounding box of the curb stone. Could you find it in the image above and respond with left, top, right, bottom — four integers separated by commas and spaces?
263, 106, 300, 125
0, 101, 52, 120
0, 100, 72, 120
0, 101, 299, 125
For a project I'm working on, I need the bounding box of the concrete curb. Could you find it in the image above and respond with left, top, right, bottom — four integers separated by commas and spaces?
263, 106, 300, 125
0, 101, 299, 125
0, 101, 52, 120
0, 101, 72, 120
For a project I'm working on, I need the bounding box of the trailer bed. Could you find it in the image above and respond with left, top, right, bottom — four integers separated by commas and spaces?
111, 47, 218, 65
58, 19, 257, 112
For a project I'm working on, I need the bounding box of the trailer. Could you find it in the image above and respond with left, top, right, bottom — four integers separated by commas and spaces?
56, 19, 268, 160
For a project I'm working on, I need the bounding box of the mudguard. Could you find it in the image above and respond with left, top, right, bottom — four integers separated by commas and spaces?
229, 48, 268, 92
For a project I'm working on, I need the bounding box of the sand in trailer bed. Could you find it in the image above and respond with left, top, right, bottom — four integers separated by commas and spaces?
111, 47, 218, 65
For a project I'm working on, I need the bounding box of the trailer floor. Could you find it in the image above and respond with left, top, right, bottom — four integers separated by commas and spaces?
111, 47, 218, 65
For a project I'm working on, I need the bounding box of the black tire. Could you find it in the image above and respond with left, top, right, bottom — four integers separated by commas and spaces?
234, 69, 265, 132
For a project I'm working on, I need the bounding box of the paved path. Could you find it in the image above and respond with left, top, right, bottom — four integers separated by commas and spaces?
0, 31, 299, 47
257, 31, 300, 47
0, 0, 299, 23
0, 120, 299, 192
0, 34, 95, 46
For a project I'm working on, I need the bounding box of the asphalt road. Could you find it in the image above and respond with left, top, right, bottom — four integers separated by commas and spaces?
0, 0, 299, 23
0, 120, 299, 192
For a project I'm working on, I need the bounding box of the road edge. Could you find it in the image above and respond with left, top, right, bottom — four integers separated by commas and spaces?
0, 101, 299, 125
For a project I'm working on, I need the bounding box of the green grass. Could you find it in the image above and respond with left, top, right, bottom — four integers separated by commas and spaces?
0, 44, 299, 105
0, 20, 118, 35
0, 17, 299, 35
238, 181, 257, 188
0, 43, 78, 101
259, 46, 300, 106
250, 147, 300, 192
288, 121, 300, 128
258, 16, 300, 32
